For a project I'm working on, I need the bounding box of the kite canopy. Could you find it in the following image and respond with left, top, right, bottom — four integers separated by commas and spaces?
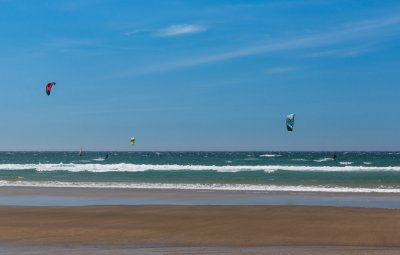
286, 114, 295, 132
131, 137, 135, 146
46, 82, 56, 96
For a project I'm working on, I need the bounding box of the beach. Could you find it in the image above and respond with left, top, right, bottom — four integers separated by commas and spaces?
1, 152, 400, 253
2, 204, 400, 247
1, 188, 400, 254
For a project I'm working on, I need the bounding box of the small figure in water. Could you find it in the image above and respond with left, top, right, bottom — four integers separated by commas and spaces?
333, 154, 337, 161
104, 153, 109, 160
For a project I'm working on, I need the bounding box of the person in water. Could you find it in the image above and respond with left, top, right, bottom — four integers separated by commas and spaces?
104, 153, 109, 160
333, 154, 337, 160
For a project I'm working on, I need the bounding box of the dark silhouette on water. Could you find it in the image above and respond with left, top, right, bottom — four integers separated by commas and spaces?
104, 154, 109, 160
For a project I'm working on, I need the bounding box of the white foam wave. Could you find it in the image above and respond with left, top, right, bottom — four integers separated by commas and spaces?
314, 158, 334, 162
260, 154, 281, 157
0, 163, 273, 173
0, 163, 400, 173
0, 181, 399, 193
339, 162, 353, 165
291, 159, 308, 161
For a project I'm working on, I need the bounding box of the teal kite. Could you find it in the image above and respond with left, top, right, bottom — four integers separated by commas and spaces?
286, 114, 295, 132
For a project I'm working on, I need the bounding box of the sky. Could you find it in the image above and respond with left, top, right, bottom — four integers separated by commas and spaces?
0, 0, 400, 151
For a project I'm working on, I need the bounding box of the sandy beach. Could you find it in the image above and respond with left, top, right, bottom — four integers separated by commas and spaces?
1, 205, 400, 254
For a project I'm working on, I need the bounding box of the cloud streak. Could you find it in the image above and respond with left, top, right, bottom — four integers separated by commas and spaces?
157, 24, 206, 37
306, 48, 367, 58
124, 29, 143, 36
121, 15, 400, 76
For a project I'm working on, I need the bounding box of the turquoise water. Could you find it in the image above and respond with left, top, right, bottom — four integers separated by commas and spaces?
0, 151, 400, 192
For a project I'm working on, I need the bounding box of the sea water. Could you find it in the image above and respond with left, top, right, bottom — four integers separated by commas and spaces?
0, 151, 400, 193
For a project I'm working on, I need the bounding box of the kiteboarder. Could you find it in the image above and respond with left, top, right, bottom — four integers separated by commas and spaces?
104, 153, 109, 160
333, 154, 337, 161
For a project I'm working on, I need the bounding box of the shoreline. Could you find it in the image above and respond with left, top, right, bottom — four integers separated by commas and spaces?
0, 186, 400, 208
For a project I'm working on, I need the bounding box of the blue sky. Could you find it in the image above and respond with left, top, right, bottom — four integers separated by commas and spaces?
1, 0, 400, 151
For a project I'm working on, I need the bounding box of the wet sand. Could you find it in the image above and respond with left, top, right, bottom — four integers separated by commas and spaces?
1, 205, 400, 249
1, 186, 400, 208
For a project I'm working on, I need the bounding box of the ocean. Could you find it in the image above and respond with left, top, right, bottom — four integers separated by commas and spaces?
0, 151, 400, 193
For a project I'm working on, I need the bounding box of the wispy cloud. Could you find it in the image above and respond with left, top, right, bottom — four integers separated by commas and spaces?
124, 29, 143, 36
157, 24, 206, 37
306, 48, 367, 58
266, 67, 297, 73
121, 15, 400, 76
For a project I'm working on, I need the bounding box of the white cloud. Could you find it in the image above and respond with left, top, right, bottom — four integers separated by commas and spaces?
157, 24, 206, 37
305, 45, 374, 58
121, 15, 400, 76
124, 29, 142, 36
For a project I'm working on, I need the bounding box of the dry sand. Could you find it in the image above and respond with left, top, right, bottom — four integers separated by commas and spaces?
0, 205, 400, 248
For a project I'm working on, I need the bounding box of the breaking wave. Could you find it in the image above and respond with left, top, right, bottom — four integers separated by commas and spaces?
314, 158, 334, 162
0, 163, 400, 173
0, 180, 399, 193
